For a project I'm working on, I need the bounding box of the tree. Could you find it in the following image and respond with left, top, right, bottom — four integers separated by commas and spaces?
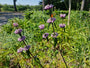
42, 0, 45, 10
68, 0, 71, 25
81, 0, 85, 11
13, 0, 17, 11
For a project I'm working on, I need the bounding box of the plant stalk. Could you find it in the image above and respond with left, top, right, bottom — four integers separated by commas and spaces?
58, 49, 68, 68
52, 23, 55, 33
29, 51, 44, 68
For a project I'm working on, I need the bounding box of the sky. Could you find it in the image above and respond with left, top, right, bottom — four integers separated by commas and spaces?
0, 0, 41, 5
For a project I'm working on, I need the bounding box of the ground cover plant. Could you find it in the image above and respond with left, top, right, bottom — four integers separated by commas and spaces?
0, 4, 90, 68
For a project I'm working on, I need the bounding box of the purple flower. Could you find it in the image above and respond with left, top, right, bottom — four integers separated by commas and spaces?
13, 23, 18, 27
39, 24, 45, 30
47, 18, 56, 23
51, 32, 58, 38
43, 33, 49, 38
18, 36, 26, 42
23, 45, 30, 51
59, 24, 66, 28
17, 47, 23, 53
49, 4, 53, 9
44, 4, 53, 10
17, 45, 30, 53
14, 29, 22, 34
60, 14, 66, 18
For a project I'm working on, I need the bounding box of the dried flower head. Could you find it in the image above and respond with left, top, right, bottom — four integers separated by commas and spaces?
51, 32, 58, 38
14, 29, 22, 34
47, 18, 56, 23
23, 45, 30, 51
43, 33, 49, 38
17, 47, 23, 53
13, 23, 18, 27
39, 24, 45, 30
18, 36, 26, 42
59, 24, 66, 28
60, 14, 66, 18
44, 4, 53, 10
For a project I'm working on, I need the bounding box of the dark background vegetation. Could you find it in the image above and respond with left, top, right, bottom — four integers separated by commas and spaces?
0, 0, 90, 12
39, 0, 90, 10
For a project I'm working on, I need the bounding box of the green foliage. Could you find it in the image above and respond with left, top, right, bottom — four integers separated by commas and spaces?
0, 4, 42, 12
2, 4, 14, 11
24, 10, 33, 20
17, 5, 42, 11
54, 10, 68, 15
0, 10, 90, 68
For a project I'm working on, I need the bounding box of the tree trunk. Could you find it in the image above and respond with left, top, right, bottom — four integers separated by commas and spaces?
68, 0, 71, 25
42, 0, 45, 10
13, 0, 17, 11
81, 0, 85, 11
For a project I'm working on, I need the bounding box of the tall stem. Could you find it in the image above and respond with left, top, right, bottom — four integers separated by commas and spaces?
23, 41, 27, 46
29, 51, 44, 68
62, 19, 63, 24
42, 0, 45, 11
58, 30, 68, 68
19, 33, 27, 46
81, 0, 85, 11
59, 49, 68, 68
52, 23, 55, 33
68, 0, 71, 25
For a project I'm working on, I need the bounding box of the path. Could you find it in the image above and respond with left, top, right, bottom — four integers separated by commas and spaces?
0, 12, 23, 26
